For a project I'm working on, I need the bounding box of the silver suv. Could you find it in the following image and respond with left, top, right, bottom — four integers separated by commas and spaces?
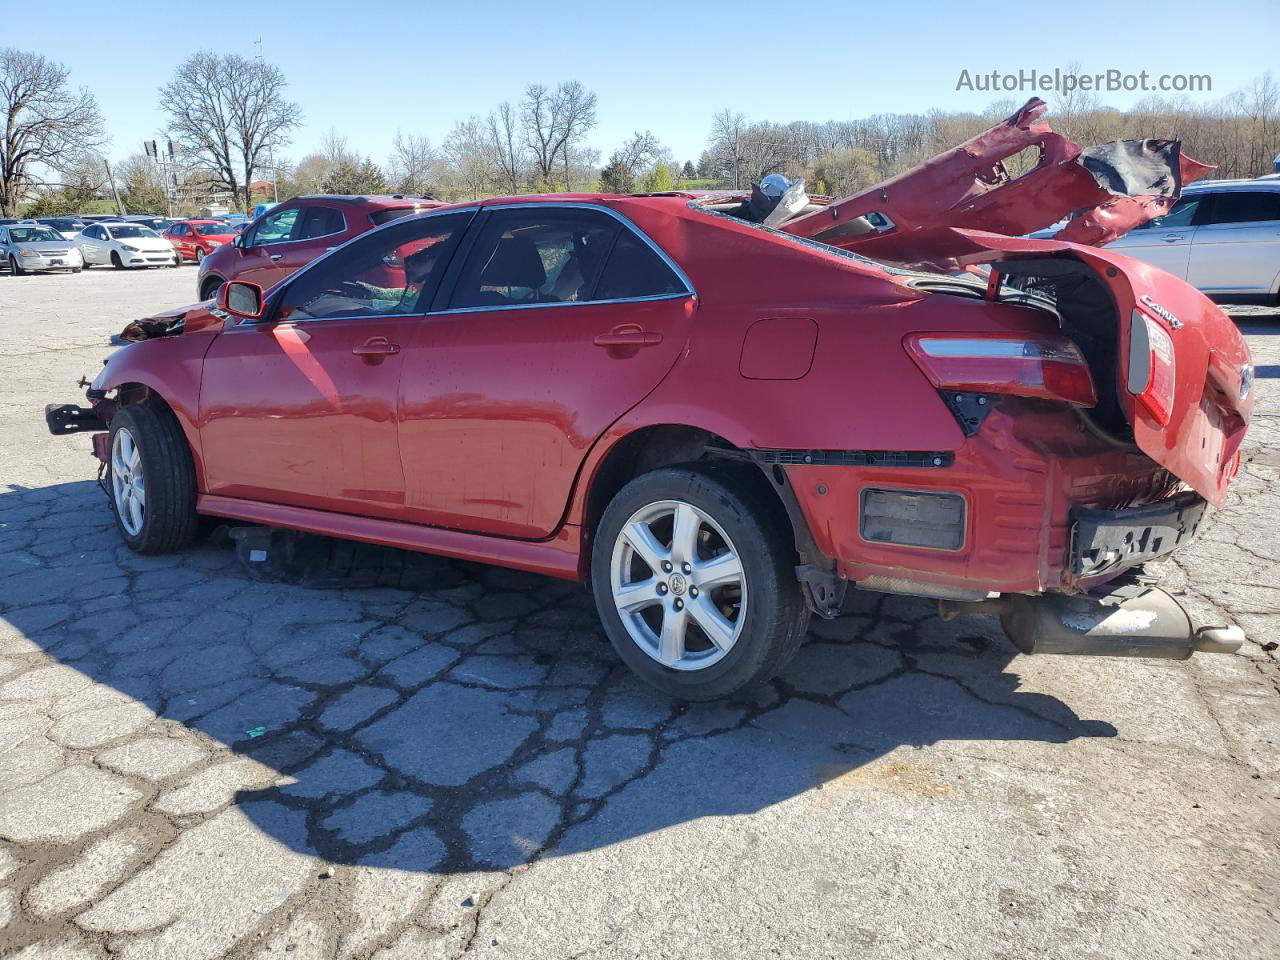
1105, 177, 1280, 304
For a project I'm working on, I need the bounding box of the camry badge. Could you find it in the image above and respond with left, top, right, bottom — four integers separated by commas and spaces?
1139, 294, 1183, 329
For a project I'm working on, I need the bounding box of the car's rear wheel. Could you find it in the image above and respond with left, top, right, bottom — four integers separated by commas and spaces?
591, 465, 809, 701
107, 401, 199, 554
111, 251, 124, 269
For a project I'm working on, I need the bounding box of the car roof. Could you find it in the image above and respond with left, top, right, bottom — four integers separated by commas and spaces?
290, 194, 442, 210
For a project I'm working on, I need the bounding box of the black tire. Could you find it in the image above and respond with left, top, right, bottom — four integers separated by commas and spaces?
200, 275, 224, 301
72, 266, 82, 274
591, 464, 809, 701
107, 401, 200, 554
111, 251, 124, 269
195, 247, 205, 265
9, 255, 24, 276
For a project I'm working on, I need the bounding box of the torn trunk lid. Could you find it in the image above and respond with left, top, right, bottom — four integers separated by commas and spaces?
950, 230, 1254, 507
781, 97, 1212, 264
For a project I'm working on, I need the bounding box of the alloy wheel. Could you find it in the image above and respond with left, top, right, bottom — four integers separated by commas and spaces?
111, 427, 146, 536
609, 499, 747, 671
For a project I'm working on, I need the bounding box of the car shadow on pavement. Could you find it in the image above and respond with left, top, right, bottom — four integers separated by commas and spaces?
0, 479, 1116, 875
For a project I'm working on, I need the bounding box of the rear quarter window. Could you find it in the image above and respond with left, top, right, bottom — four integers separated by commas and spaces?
595, 231, 686, 300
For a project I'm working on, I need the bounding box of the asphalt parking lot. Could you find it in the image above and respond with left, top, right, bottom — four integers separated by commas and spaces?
1, 266, 1278, 960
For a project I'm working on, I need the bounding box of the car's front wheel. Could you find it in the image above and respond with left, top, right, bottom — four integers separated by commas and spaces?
110, 251, 124, 269
107, 401, 200, 553
200, 276, 224, 301
195, 248, 205, 264
591, 465, 809, 700
8, 255, 25, 276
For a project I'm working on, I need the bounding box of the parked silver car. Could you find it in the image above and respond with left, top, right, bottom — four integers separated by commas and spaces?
1, 224, 84, 275
1104, 178, 1280, 303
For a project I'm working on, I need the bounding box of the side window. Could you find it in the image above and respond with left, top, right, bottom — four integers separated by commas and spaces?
172, 224, 188, 237
295, 206, 345, 241
447, 210, 618, 309
273, 213, 469, 323
89, 226, 103, 240
1201, 192, 1280, 225
1139, 196, 1201, 230
249, 207, 300, 246
595, 230, 686, 300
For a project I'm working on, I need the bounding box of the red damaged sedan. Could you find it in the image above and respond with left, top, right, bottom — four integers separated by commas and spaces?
48, 100, 1254, 700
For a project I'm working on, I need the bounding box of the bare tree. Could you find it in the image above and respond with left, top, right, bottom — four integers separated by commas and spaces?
159, 52, 300, 211
487, 102, 526, 195
709, 109, 748, 188
444, 116, 495, 200
0, 48, 106, 215
388, 131, 438, 196
523, 81, 598, 189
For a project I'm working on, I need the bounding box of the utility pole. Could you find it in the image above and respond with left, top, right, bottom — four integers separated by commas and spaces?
103, 158, 126, 216
255, 39, 279, 204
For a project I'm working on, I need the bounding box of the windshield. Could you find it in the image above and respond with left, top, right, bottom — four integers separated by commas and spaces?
107, 225, 160, 240
10, 227, 63, 243
192, 223, 229, 236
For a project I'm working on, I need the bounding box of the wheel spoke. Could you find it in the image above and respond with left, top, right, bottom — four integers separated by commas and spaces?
614, 578, 660, 613
687, 596, 737, 651
126, 491, 143, 532
691, 551, 743, 590
622, 521, 668, 575
670, 502, 701, 565
657, 605, 688, 665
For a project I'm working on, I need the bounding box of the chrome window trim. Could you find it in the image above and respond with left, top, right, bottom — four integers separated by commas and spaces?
240, 201, 696, 326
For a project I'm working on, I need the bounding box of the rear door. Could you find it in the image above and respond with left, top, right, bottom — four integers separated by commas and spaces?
1103, 194, 1206, 279
396, 205, 695, 538
1187, 190, 1280, 295
168, 223, 190, 260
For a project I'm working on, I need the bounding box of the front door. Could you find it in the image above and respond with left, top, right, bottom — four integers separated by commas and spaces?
397, 205, 695, 538
198, 212, 472, 517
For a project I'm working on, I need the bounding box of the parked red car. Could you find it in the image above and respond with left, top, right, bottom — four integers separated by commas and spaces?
195, 194, 441, 301
164, 219, 236, 265
49, 101, 1253, 700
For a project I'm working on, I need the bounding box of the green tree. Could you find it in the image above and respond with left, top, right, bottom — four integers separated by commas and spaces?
322, 157, 388, 195
681, 160, 696, 179
643, 161, 674, 193
599, 154, 634, 194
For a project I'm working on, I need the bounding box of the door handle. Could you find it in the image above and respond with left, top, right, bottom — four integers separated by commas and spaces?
593, 326, 663, 349
1162, 235, 1185, 243
269, 253, 283, 261
352, 337, 400, 360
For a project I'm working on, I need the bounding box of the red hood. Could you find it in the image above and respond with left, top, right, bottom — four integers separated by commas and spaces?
119, 299, 222, 341
782, 97, 1213, 266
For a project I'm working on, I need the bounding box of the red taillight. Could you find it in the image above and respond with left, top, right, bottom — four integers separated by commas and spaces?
904, 334, 1098, 407
1127, 310, 1176, 426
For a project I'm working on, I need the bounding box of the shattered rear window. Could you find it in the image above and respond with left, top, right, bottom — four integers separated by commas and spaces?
688, 200, 915, 277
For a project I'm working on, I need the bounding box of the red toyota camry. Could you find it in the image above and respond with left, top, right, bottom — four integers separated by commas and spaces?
48, 100, 1254, 700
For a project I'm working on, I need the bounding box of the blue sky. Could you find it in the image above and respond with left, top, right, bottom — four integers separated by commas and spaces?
9, 0, 1279, 168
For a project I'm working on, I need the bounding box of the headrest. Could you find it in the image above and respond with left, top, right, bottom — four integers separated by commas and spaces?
480, 236, 546, 290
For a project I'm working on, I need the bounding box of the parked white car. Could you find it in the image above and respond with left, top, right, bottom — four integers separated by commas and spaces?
75, 222, 179, 269
1104, 178, 1280, 303
1, 223, 84, 274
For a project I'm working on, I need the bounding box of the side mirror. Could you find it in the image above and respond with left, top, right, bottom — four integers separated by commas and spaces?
218, 280, 265, 320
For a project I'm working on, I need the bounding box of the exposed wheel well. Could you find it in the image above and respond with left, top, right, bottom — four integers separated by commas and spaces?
583, 424, 796, 560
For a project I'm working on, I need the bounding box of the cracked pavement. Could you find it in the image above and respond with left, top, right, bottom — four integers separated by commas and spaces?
1, 269, 1277, 959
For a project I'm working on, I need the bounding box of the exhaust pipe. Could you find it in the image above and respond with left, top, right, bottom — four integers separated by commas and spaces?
939, 584, 1243, 660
